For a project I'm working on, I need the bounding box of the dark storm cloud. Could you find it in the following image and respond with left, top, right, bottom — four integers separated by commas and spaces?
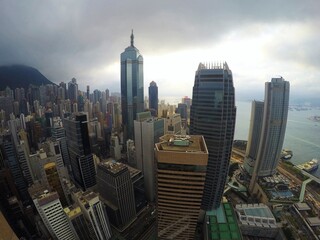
0, 0, 319, 94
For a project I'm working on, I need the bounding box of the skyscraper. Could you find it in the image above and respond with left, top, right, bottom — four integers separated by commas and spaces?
96, 161, 136, 230
68, 78, 78, 104
243, 101, 264, 175
134, 113, 164, 202
121, 30, 144, 140
32, 190, 78, 240
249, 77, 289, 190
148, 81, 158, 116
190, 62, 236, 210
64, 113, 96, 190
72, 191, 112, 240
155, 134, 208, 240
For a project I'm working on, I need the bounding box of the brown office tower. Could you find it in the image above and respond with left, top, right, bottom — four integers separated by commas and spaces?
155, 134, 208, 240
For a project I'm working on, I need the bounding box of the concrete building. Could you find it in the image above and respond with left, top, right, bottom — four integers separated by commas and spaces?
64, 204, 96, 240
121, 31, 144, 141
235, 203, 279, 238
73, 190, 112, 240
32, 190, 78, 240
155, 134, 208, 240
190, 62, 236, 210
96, 161, 136, 230
165, 113, 182, 135
134, 114, 164, 202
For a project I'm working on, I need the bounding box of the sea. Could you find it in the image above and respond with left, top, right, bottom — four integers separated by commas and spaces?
235, 101, 320, 178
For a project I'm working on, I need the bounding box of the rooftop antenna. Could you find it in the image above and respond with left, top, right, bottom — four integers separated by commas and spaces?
130, 29, 134, 47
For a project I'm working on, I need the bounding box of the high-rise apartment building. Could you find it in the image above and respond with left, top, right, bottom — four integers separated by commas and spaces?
249, 77, 289, 190
148, 81, 158, 116
32, 190, 78, 240
243, 101, 264, 175
64, 113, 96, 190
190, 62, 236, 210
96, 161, 136, 230
134, 114, 164, 202
121, 31, 144, 140
155, 134, 208, 240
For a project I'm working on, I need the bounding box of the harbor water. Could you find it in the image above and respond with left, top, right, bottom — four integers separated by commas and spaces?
234, 101, 320, 178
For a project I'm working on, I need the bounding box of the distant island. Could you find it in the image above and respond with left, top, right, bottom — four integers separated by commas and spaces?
0, 65, 54, 90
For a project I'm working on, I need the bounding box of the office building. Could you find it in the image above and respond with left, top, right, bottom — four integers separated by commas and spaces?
249, 77, 289, 190
176, 103, 188, 127
0, 133, 29, 203
121, 31, 144, 140
134, 114, 164, 202
165, 113, 182, 134
243, 101, 264, 175
64, 113, 96, 190
97, 161, 136, 230
155, 134, 208, 240
148, 81, 158, 116
190, 62, 236, 210
64, 204, 96, 240
68, 78, 78, 104
73, 190, 112, 240
32, 190, 78, 240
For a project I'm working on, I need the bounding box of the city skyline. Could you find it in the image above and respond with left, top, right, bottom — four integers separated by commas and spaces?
0, 1, 319, 104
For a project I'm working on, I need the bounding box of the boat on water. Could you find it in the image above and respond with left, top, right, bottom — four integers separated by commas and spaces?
301, 159, 319, 172
281, 149, 293, 160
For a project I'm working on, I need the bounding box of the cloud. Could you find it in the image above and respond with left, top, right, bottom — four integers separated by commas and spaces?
0, 0, 319, 102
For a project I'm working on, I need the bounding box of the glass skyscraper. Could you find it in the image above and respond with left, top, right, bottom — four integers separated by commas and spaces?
190, 62, 236, 210
121, 31, 144, 140
250, 77, 290, 179
148, 81, 158, 116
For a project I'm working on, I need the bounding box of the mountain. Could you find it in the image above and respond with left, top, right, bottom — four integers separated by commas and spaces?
0, 65, 55, 91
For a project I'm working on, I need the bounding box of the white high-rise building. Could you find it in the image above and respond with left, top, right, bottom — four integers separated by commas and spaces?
33, 191, 78, 240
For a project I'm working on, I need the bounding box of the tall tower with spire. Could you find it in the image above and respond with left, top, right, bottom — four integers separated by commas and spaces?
121, 31, 144, 141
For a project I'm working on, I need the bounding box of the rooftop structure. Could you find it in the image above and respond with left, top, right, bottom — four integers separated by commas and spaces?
205, 202, 242, 240
235, 203, 276, 228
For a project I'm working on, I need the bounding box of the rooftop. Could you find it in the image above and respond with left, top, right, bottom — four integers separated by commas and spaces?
98, 160, 127, 175
64, 205, 82, 219
206, 203, 242, 240
236, 203, 274, 219
157, 134, 207, 153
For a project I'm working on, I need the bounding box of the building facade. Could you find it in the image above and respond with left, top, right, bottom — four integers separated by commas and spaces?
190, 62, 236, 210
96, 161, 136, 230
64, 113, 96, 190
148, 81, 158, 116
134, 115, 164, 202
120, 31, 144, 141
250, 77, 289, 184
33, 191, 78, 240
243, 101, 264, 175
155, 134, 208, 240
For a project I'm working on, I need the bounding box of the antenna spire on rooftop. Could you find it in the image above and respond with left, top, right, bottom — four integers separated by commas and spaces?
130, 29, 134, 46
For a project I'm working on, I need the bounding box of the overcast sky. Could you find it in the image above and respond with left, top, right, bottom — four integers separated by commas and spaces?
1, 0, 319, 104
